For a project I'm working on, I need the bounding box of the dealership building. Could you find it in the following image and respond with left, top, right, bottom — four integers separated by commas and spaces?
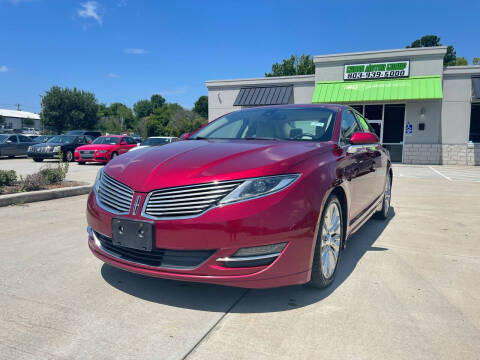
0, 109, 41, 131
206, 46, 480, 165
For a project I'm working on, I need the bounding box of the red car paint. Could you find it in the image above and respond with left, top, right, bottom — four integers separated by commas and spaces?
87, 105, 391, 288
75, 135, 137, 163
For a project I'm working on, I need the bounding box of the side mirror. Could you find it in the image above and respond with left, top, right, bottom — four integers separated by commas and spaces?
179, 132, 192, 140
349, 132, 379, 145
120, 141, 127, 145
88, 140, 92, 144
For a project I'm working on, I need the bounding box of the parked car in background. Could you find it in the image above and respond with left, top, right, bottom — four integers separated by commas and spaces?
74, 135, 137, 164
87, 104, 392, 289
32, 135, 54, 144
28, 135, 94, 162
66, 130, 102, 139
0, 134, 36, 158
129, 136, 178, 152
129, 134, 142, 143
22, 128, 41, 136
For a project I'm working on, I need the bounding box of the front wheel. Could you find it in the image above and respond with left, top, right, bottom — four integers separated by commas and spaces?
64, 150, 74, 162
309, 195, 343, 289
78, 161, 85, 165
110, 152, 118, 161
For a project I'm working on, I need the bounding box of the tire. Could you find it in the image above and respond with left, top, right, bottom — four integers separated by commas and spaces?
8, 155, 15, 158
374, 173, 392, 220
110, 152, 118, 160
78, 162, 86, 165
33, 158, 44, 162
64, 150, 74, 162
309, 195, 343, 289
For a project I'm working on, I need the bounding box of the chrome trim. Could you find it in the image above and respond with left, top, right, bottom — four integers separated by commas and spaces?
216, 252, 281, 262
90, 228, 209, 270
132, 195, 141, 215
93, 173, 134, 215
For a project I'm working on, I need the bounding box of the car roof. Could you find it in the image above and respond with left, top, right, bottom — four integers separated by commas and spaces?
235, 104, 348, 112
100, 135, 122, 137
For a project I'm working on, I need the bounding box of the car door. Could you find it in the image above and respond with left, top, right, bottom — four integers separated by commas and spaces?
124, 137, 137, 151
4, 135, 19, 156
17, 135, 34, 156
354, 112, 386, 201
337, 110, 376, 221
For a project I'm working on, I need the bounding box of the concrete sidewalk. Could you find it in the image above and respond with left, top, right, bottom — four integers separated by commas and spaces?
0, 176, 479, 359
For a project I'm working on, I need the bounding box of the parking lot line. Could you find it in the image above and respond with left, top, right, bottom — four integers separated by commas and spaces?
428, 166, 452, 181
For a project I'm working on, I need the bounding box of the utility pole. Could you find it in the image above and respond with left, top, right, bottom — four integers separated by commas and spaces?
16, 104, 21, 111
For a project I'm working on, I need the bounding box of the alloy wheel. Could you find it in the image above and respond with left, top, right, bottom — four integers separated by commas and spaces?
320, 202, 341, 279
66, 151, 73, 162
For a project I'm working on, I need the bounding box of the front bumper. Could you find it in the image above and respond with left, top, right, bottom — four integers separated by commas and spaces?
86, 181, 317, 288
27, 151, 59, 159
75, 153, 110, 163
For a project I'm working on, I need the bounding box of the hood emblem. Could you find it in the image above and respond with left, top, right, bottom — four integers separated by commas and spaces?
132, 195, 141, 215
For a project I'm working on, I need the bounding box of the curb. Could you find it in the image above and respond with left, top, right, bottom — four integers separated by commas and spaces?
0, 185, 92, 207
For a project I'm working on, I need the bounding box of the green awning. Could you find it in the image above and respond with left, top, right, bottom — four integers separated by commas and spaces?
312, 76, 443, 103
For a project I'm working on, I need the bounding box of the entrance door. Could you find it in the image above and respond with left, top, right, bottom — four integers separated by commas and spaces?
383, 104, 405, 163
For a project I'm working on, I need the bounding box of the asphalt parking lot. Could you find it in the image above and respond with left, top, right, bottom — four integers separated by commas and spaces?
1, 161, 480, 359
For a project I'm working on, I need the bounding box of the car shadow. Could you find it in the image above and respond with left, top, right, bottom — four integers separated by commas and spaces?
101, 207, 395, 313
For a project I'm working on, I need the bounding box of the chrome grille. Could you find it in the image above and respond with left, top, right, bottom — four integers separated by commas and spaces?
80, 150, 95, 158
144, 180, 243, 219
97, 173, 134, 214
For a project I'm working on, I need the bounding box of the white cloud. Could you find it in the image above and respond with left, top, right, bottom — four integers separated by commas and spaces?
123, 48, 149, 55
77, 1, 103, 25
107, 73, 118, 78
0, 65, 8, 73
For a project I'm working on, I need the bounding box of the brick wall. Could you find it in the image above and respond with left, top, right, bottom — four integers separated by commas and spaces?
403, 143, 480, 165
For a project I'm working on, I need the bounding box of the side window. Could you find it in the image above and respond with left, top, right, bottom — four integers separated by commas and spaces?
85, 135, 93, 143
75, 136, 84, 144
125, 137, 135, 144
19, 135, 32, 142
355, 113, 373, 133
340, 111, 361, 146
8, 135, 18, 143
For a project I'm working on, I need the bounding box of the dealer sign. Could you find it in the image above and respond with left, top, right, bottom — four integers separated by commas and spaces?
344, 60, 410, 80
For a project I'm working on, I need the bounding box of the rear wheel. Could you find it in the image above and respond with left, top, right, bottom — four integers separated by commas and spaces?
110, 152, 118, 160
33, 158, 44, 162
375, 173, 392, 220
309, 195, 343, 289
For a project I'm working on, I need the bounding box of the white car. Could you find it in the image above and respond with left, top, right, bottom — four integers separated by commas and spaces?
129, 136, 178, 151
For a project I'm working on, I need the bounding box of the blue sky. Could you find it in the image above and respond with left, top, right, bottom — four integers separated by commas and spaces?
0, 0, 478, 113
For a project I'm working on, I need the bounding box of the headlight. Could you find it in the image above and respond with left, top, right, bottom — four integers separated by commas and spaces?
94, 168, 103, 193
219, 174, 300, 205
97, 150, 108, 154
53, 146, 61, 152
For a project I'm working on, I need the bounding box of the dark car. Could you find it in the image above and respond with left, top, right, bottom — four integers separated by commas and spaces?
66, 130, 102, 139
0, 134, 36, 158
32, 135, 54, 144
28, 135, 94, 162
87, 104, 392, 289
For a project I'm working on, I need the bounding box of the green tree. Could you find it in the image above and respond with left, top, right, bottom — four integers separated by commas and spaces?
133, 99, 153, 119
23, 118, 35, 127
454, 57, 468, 66
406, 35, 458, 66
193, 95, 208, 118
472, 57, 480, 65
97, 102, 136, 134
0, 115, 5, 127
150, 94, 166, 110
265, 54, 315, 77
41, 86, 99, 133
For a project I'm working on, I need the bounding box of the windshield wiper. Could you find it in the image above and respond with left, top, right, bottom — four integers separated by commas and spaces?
242, 137, 278, 141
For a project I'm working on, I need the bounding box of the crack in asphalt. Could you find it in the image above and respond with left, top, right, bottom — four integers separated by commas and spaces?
182, 289, 250, 359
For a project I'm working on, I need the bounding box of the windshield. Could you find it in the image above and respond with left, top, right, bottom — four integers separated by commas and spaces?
49, 135, 76, 144
93, 136, 119, 145
33, 136, 51, 143
192, 107, 337, 141
141, 138, 170, 146
0, 135, 8, 143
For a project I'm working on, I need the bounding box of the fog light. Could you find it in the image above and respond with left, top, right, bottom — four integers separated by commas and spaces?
233, 242, 287, 257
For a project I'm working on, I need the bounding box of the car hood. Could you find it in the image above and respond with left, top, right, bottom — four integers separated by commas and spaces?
104, 139, 333, 192
76, 144, 116, 151
31, 142, 70, 147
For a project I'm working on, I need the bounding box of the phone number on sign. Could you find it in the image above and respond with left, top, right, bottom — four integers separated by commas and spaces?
345, 70, 407, 80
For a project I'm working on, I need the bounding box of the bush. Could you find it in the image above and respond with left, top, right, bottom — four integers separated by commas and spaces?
0, 170, 17, 186
21, 173, 47, 191
40, 167, 67, 184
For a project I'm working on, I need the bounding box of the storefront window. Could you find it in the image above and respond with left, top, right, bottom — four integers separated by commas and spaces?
470, 104, 480, 142
364, 105, 383, 120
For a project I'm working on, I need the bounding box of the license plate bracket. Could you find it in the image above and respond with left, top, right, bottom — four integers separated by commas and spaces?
111, 218, 154, 251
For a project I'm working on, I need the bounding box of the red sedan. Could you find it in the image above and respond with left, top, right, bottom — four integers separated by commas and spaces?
86, 105, 392, 288
75, 135, 137, 164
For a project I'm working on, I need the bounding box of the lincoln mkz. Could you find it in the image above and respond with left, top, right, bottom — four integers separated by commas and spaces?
87, 105, 392, 288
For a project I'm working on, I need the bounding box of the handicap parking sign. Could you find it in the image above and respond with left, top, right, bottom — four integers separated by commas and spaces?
405, 122, 413, 136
